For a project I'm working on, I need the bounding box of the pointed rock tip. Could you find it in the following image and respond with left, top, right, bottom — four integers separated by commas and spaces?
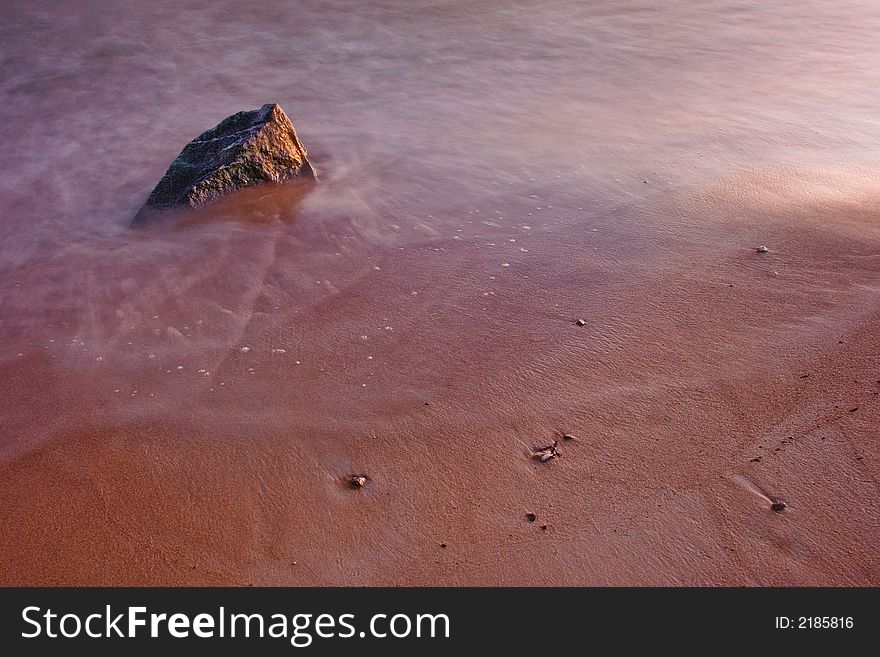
261, 102, 286, 119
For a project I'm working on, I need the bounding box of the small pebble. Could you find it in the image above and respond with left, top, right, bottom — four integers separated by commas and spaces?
575, 319, 586, 326
535, 441, 561, 463
349, 475, 368, 489
771, 501, 786, 512
526, 512, 537, 523
562, 433, 576, 441
756, 245, 769, 253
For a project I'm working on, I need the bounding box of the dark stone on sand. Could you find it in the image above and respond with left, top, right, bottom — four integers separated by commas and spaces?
135, 103, 315, 220
771, 501, 786, 512
526, 512, 537, 522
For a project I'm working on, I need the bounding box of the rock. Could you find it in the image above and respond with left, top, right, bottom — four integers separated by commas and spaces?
349, 475, 368, 489
562, 433, 577, 441
756, 245, 769, 253
534, 440, 561, 463
575, 319, 586, 326
771, 500, 786, 512
135, 103, 316, 220
526, 512, 537, 522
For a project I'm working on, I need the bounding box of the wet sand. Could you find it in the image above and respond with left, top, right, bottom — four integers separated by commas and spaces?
1, 0, 879, 585
1, 166, 878, 585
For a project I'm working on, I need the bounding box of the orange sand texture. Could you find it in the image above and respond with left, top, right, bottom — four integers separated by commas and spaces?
2, 167, 878, 585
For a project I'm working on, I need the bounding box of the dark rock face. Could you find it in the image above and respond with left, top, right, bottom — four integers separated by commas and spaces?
136, 103, 315, 219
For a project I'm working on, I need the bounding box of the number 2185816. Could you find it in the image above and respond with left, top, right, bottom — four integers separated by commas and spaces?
775, 617, 854, 629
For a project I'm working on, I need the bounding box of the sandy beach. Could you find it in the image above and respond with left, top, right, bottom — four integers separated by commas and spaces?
1, 0, 878, 585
